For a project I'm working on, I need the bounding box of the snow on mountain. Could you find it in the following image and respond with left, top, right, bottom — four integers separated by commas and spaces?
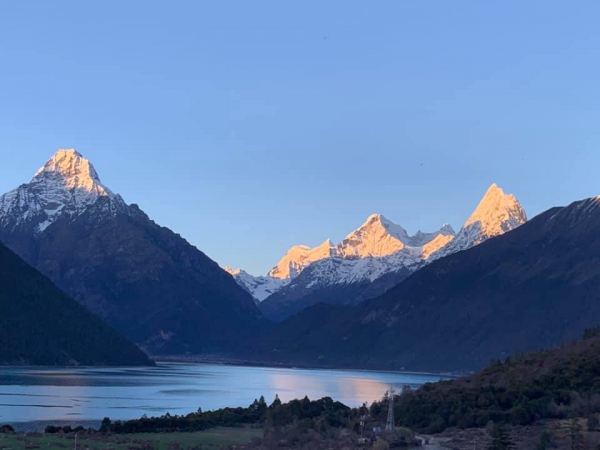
227, 239, 339, 302
268, 239, 337, 279
337, 214, 455, 259
421, 231, 456, 259
280, 223, 455, 291
337, 214, 410, 258
431, 183, 527, 260
225, 267, 289, 302
230, 216, 456, 301
0, 149, 124, 233
230, 183, 526, 302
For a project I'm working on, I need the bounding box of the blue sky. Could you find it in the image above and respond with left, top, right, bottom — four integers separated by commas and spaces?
1, 1, 599, 275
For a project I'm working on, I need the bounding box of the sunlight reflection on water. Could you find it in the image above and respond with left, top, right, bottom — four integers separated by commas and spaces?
0, 363, 447, 423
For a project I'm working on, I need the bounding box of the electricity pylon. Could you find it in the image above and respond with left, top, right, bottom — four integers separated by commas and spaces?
385, 387, 396, 431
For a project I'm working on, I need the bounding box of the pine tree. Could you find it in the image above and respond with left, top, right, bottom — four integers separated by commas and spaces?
100, 417, 112, 433
270, 394, 282, 408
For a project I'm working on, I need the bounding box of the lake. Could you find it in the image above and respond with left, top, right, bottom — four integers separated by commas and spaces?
0, 363, 446, 427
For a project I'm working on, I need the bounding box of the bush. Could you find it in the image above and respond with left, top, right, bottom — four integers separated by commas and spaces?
100, 417, 112, 433
0, 424, 15, 434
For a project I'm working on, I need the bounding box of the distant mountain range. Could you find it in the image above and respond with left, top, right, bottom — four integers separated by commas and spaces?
228, 183, 527, 321
0, 149, 265, 356
3, 148, 597, 374
0, 240, 152, 366
243, 194, 600, 372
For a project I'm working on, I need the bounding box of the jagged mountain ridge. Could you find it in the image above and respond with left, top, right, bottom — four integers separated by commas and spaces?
245, 195, 600, 372
0, 149, 266, 355
232, 184, 527, 322
229, 215, 458, 302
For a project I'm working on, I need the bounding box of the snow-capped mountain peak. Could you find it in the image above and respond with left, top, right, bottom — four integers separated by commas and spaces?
32, 149, 113, 197
463, 183, 526, 236
268, 239, 337, 279
224, 266, 243, 276
225, 266, 290, 302
338, 213, 411, 258
0, 149, 122, 233
338, 213, 455, 258
431, 183, 527, 259
439, 223, 456, 235
229, 184, 527, 304
230, 213, 464, 301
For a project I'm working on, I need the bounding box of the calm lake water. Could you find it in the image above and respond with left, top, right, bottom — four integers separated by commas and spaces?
0, 363, 445, 425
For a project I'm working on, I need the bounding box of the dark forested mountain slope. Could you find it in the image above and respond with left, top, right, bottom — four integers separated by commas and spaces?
0, 149, 265, 355
395, 328, 600, 432
258, 265, 412, 323
0, 241, 152, 366
247, 197, 600, 372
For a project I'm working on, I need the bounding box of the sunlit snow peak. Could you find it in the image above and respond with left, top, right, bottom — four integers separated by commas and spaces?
0, 149, 123, 233
230, 183, 527, 302
431, 183, 527, 259
268, 239, 337, 279
463, 183, 527, 240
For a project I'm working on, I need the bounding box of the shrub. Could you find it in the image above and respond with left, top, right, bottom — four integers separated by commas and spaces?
0, 424, 15, 434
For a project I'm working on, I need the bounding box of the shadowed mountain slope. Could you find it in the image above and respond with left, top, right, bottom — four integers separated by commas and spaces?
0, 241, 152, 366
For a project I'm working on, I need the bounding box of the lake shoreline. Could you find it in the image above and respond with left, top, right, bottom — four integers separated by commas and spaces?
152, 355, 462, 378
0, 362, 446, 427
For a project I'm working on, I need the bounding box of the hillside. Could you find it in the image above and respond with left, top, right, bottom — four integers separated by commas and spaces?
394, 328, 600, 432
257, 265, 412, 322
245, 196, 600, 372
0, 241, 152, 366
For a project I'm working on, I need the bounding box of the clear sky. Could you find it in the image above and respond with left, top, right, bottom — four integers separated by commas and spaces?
1, 1, 599, 275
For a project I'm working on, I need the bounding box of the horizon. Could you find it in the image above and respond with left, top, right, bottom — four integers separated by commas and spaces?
1, 1, 599, 275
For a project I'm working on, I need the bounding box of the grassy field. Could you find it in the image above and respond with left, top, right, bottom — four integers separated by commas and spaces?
0, 427, 262, 450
